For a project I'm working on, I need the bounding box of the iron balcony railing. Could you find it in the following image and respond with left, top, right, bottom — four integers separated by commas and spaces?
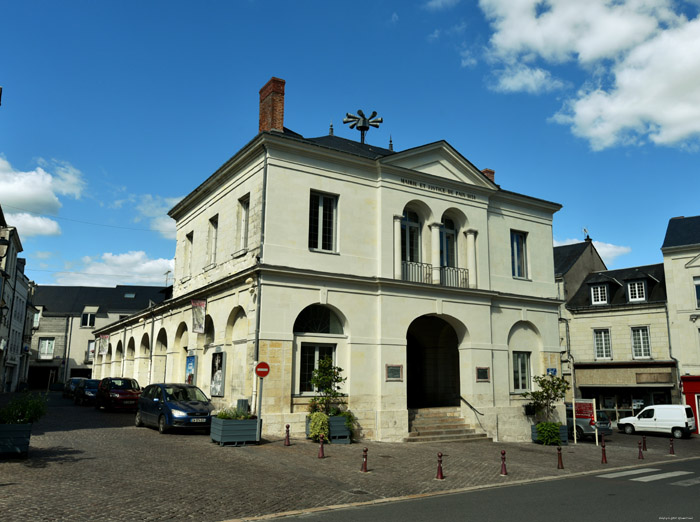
402, 261, 433, 284
440, 266, 469, 288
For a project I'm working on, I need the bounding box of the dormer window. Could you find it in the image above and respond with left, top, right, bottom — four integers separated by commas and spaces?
628, 281, 646, 302
591, 284, 607, 305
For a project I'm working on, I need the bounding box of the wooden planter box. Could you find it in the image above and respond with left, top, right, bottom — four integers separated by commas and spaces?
0, 423, 32, 458
305, 415, 352, 444
531, 424, 568, 445
210, 418, 260, 446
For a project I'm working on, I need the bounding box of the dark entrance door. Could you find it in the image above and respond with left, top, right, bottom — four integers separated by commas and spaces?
407, 315, 460, 408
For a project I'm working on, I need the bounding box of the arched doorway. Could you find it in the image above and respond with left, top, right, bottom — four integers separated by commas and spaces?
406, 315, 460, 408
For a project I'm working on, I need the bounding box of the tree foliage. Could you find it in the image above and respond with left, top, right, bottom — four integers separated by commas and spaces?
522, 374, 570, 422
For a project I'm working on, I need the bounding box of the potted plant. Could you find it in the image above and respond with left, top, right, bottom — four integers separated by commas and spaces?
210, 407, 259, 446
305, 356, 354, 444
522, 374, 570, 445
0, 393, 48, 457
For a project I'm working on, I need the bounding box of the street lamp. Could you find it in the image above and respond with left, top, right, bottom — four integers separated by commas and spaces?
0, 236, 9, 259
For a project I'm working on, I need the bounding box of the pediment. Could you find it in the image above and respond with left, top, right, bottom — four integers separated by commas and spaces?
686, 251, 700, 268
381, 141, 497, 189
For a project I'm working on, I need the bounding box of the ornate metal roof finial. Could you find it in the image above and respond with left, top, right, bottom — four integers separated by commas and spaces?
329, 121, 334, 135
389, 135, 393, 151
343, 109, 383, 144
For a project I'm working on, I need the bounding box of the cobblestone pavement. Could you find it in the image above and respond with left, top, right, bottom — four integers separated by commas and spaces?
1, 393, 699, 521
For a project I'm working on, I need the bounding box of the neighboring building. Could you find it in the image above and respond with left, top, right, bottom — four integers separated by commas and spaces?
94, 77, 564, 442
564, 263, 678, 421
28, 285, 167, 389
1, 205, 32, 392
662, 215, 700, 430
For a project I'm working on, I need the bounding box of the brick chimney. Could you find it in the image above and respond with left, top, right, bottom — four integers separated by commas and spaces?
481, 168, 495, 183
259, 77, 285, 133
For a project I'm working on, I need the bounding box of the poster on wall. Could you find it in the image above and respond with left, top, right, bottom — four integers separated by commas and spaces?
210, 351, 225, 397
191, 300, 206, 334
185, 355, 196, 385
99, 335, 109, 355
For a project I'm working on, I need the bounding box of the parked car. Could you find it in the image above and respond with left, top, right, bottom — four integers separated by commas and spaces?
95, 377, 141, 411
618, 404, 696, 439
566, 405, 613, 440
135, 383, 214, 434
62, 377, 87, 399
73, 379, 100, 406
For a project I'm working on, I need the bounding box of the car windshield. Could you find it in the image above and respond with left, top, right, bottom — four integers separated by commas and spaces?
111, 379, 138, 390
164, 386, 208, 402
597, 411, 610, 422
85, 380, 100, 388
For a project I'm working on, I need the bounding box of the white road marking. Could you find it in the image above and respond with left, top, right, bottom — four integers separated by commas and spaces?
670, 476, 700, 487
630, 471, 694, 482
597, 468, 660, 479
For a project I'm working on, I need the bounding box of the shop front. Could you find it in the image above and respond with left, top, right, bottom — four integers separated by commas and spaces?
681, 375, 700, 434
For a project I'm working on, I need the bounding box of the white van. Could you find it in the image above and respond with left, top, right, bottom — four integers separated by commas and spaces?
617, 405, 696, 439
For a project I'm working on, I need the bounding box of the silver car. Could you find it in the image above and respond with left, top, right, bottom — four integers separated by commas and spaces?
566, 406, 613, 440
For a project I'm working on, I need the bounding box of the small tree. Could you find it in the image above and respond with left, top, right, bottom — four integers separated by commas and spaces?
522, 374, 570, 422
309, 356, 347, 415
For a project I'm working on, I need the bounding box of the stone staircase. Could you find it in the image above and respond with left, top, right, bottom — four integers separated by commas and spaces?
404, 407, 491, 443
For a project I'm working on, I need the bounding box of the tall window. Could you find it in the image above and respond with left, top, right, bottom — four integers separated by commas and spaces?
87, 340, 95, 361
38, 338, 55, 360
594, 329, 612, 359
628, 281, 646, 302
401, 210, 421, 263
632, 326, 651, 358
238, 195, 250, 252
184, 232, 194, 276
694, 277, 700, 308
591, 285, 607, 305
440, 218, 457, 267
308, 192, 337, 252
512, 351, 530, 391
207, 215, 218, 265
81, 313, 95, 327
299, 344, 335, 392
510, 230, 528, 279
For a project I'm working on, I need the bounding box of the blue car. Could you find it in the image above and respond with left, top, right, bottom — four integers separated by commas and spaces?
135, 383, 214, 434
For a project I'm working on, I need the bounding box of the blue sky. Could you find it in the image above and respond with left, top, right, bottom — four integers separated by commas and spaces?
2, 0, 700, 286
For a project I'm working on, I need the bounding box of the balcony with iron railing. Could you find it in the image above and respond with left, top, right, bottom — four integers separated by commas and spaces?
440, 266, 469, 288
401, 262, 470, 289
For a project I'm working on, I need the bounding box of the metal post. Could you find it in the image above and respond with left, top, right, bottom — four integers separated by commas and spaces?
500, 450, 507, 476
256, 377, 263, 443
284, 424, 290, 446
436, 452, 444, 480
361, 447, 368, 473
318, 433, 325, 459
642, 435, 647, 451
557, 446, 564, 469
601, 440, 608, 464
670, 438, 675, 456
638, 440, 644, 459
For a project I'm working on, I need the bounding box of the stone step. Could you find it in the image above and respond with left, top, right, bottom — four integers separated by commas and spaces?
410, 419, 472, 428
403, 433, 492, 443
409, 408, 461, 419
407, 427, 476, 437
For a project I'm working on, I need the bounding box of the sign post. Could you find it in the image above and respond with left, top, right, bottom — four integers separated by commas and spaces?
255, 362, 270, 443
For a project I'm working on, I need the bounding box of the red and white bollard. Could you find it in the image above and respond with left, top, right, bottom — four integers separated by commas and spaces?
318, 433, 325, 459
642, 435, 647, 451
361, 447, 368, 473
670, 438, 676, 456
436, 452, 445, 480
638, 440, 644, 460
557, 446, 564, 469
500, 450, 508, 476
284, 424, 290, 446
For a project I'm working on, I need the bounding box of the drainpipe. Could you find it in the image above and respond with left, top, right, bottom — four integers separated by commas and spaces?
121, 325, 127, 377
252, 146, 268, 413
665, 303, 681, 402
63, 316, 73, 382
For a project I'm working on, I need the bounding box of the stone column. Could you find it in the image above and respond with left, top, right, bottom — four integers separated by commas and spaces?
465, 229, 478, 288
430, 223, 442, 284
393, 215, 403, 280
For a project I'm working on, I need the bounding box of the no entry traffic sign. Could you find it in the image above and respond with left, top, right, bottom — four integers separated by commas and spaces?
255, 362, 270, 378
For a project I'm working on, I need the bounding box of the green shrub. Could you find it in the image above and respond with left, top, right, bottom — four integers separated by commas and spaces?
308, 411, 329, 442
536, 421, 562, 445
0, 393, 48, 424
216, 407, 255, 420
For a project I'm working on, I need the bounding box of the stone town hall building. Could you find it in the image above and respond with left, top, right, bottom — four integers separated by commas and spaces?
94, 78, 563, 442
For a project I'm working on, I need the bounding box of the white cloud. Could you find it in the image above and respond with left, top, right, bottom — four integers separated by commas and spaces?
5, 213, 61, 237
0, 155, 86, 236
425, 0, 460, 10
390, 12, 399, 24
492, 64, 564, 93
460, 48, 477, 68
554, 238, 631, 266
54, 251, 174, 287
479, 0, 700, 149
110, 193, 181, 239
428, 29, 441, 41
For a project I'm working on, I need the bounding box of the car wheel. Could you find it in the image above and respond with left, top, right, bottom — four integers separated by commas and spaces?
623, 424, 635, 435
672, 427, 685, 439
575, 426, 585, 441
135, 411, 144, 427
158, 415, 168, 434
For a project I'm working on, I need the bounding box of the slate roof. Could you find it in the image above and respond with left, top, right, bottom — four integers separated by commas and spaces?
662, 215, 700, 249
553, 241, 590, 277
273, 130, 396, 160
34, 285, 167, 316
567, 263, 666, 310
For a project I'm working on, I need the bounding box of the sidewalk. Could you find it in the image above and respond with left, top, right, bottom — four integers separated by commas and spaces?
1, 392, 699, 521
